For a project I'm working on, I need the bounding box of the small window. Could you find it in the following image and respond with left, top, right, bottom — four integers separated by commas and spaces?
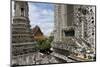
92, 33, 94, 35
91, 17, 94, 19
21, 8, 24, 16
64, 29, 75, 36
92, 21, 94, 23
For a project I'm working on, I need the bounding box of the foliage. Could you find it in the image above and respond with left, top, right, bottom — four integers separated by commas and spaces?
37, 36, 54, 50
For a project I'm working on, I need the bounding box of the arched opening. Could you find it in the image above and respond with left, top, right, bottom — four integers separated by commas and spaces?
21, 7, 24, 16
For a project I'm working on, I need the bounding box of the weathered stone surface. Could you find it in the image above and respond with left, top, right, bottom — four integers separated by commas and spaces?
53, 4, 96, 62
12, 1, 36, 56
12, 52, 61, 65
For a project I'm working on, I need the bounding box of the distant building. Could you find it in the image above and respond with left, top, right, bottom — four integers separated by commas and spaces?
32, 25, 46, 41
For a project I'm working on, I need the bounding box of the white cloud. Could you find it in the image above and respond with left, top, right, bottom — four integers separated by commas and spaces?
28, 3, 54, 36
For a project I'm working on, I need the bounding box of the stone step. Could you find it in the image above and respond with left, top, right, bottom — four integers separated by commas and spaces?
51, 52, 76, 63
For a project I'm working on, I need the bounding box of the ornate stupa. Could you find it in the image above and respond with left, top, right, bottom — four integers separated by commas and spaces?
12, 1, 36, 56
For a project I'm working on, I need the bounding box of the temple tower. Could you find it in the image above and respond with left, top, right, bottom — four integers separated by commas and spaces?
52, 4, 96, 62
12, 1, 36, 56
52, 4, 76, 62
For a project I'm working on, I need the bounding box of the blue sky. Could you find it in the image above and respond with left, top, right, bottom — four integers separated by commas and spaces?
28, 2, 54, 36
12, 1, 54, 36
